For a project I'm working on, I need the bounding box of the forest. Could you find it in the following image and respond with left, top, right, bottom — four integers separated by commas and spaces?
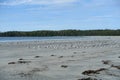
0, 29, 120, 37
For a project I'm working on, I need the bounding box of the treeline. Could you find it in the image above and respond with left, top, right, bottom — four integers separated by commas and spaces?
0, 29, 120, 37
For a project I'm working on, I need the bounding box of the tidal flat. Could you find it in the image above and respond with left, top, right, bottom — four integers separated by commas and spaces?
0, 36, 120, 80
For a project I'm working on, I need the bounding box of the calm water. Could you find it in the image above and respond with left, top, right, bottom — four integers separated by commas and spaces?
0, 36, 87, 42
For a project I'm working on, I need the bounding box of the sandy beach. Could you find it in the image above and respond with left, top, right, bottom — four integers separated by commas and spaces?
0, 36, 120, 80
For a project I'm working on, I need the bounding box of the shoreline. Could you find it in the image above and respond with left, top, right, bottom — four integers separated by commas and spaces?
0, 36, 118, 43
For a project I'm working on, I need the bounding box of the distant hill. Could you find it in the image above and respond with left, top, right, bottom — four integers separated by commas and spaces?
0, 29, 120, 37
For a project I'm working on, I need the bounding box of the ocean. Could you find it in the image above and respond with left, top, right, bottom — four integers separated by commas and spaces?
0, 36, 87, 42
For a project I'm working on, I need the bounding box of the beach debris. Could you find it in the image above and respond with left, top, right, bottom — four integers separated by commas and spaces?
30, 67, 48, 72
51, 54, 56, 56
111, 65, 120, 69
18, 72, 31, 77
8, 62, 16, 64
73, 52, 77, 54
19, 58, 24, 60
102, 60, 111, 65
35, 56, 41, 58
67, 60, 75, 62
31, 68, 41, 72
82, 68, 107, 75
18, 67, 48, 77
78, 77, 99, 80
58, 56, 64, 58
18, 61, 31, 64
8, 59, 31, 65
82, 70, 98, 75
61, 65, 68, 68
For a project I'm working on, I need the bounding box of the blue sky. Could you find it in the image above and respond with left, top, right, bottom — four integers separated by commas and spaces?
0, 0, 120, 31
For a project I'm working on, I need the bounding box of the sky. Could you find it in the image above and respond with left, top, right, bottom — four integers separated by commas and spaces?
0, 0, 120, 32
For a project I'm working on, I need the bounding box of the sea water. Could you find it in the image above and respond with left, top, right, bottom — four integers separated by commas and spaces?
0, 36, 87, 42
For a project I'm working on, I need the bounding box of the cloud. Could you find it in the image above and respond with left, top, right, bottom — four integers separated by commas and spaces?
29, 0, 78, 4
0, 0, 78, 6
0, 0, 30, 6
82, 0, 116, 8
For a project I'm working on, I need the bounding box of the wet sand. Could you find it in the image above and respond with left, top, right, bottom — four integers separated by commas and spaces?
0, 36, 120, 80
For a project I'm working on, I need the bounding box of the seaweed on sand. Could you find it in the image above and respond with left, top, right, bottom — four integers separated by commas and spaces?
82, 68, 107, 75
